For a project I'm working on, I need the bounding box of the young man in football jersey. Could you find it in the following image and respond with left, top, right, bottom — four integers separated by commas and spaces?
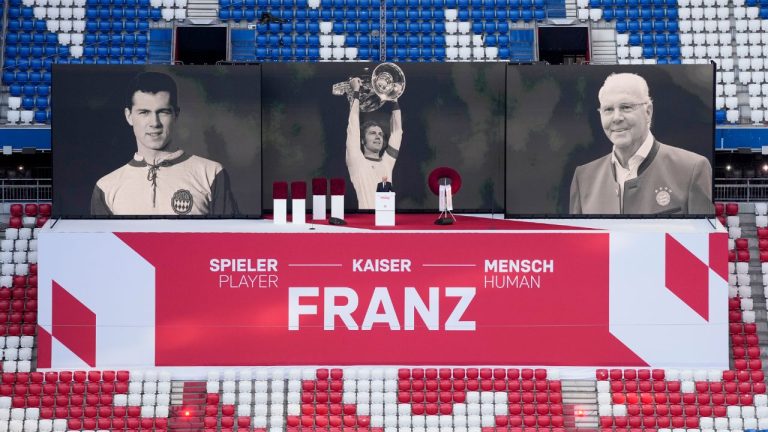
91, 71, 238, 216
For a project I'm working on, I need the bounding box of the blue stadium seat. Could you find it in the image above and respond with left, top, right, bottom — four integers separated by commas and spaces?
640, 7, 651, 19
470, 9, 482, 19
4, 45, 18, 58
433, 22, 445, 32
295, 35, 307, 46
433, 8, 444, 19
627, 8, 639, 19
308, 35, 319, 45
486, 22, 497, 32
640, 20, 651, 32
666, 7, 678, 18
641, 34, 652, 45
5, 59, 17, 70
359, 35, 370, 45
84, 46, 96, 57
521, 9, 533, 20
359, 47, 370, 59
457, 9, 469, 19
307, 22, 319, 33
307, 47, 319, 60
666, 21, 678, 32
615, 21, 628, 32
36, 85, 49, 96
471, 22, 483, 33
256, 47, 267, 59
716, 110, 726, 124
534, 9, 545, 19
628, 33, 640, 45
408, 47, 420, 59
35, 97, 48, 109
603, 8, 614, 19
150, 8, 161, 19
668, 46, 680, 57
395, 47, 406, 59
627, 21, 639, 32
485, 35, 497, 45
23, 85, 36, 97
642, 46, 654, 58
30, 59, 42, 70
498, 34, 509, 45
385, 47, 394, 59
34, 110, 47, 124
9, 85, 22, 97
499, 47, 510, 59
656, 46, 668, 56
22, 97, 34, 110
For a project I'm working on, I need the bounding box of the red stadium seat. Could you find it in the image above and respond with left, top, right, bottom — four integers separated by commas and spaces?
716, 202, 724, 216
730, 250, 737, 262
727, 203, 739, 215
24, 204, 37, 217
38, 203, 51, 217
740, 250, 751, 261
8, 218, 22, 229
736, 238, 749, 249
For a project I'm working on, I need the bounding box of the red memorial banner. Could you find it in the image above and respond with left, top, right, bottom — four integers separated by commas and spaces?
113, 232, 647, 366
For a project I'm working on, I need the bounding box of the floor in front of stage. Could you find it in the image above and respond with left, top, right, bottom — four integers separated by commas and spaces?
309, 213, 580, 231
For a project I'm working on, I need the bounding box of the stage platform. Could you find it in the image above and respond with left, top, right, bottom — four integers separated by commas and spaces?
44, 213, 723, 233
37, 216, 728, 376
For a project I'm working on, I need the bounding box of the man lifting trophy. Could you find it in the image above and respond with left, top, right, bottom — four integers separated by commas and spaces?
334, 63, 406, 211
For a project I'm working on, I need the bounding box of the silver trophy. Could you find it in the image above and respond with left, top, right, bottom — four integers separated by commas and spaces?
332, 63, 406, 112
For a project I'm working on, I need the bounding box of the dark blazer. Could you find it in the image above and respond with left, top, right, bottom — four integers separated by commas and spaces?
569, 140, 713, 215
376, 182, 393, 192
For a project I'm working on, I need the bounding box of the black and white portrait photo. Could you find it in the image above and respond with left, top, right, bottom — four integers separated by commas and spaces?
569, 72, 713, 215
91, 71, 238, 216
505, 64, 714, 217
52, 65, 262, 218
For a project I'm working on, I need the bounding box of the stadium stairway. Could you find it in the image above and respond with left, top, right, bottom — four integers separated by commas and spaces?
561, 379, 599, 428
168, 380, 207, 431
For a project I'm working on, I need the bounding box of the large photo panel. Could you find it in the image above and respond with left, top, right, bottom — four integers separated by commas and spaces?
52, 65, 262, 218
262, 62, 505, 212
505, 64, 714, 217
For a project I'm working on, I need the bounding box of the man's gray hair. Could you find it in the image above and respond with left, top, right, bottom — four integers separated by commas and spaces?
598, 73, 652, 104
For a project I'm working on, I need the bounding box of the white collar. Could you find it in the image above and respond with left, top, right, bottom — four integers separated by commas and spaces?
611, 132, 654, 170
133, 149, 185, 165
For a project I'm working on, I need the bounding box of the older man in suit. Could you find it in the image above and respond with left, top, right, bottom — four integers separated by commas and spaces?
569, 73, 713, 215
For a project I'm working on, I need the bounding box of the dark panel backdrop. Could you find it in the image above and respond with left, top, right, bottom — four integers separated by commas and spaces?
505, 64, 714, 216
261, 62, 506, 212
52, 64, 262, 217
